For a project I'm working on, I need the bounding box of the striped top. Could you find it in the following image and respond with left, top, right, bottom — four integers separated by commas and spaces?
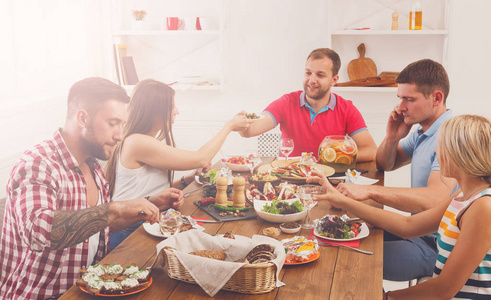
435, 188, 491, 299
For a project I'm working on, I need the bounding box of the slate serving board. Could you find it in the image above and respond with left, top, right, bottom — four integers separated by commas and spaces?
193, 201, 257, 222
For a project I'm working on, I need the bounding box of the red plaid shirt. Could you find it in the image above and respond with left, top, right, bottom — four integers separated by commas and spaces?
0, 130, 111, 299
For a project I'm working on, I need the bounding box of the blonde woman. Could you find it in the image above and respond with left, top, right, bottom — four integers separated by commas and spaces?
105, 79, 252, 250
310, 115, 491, 299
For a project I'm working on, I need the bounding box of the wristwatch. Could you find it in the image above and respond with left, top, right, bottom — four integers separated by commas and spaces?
181, 176, 189, 187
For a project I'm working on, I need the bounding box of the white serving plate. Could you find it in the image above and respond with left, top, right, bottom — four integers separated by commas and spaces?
221, 157, 261, 172
254, 198, 307, 223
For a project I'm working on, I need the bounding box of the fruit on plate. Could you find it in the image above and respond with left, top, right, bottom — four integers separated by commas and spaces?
225, 156, 246, 165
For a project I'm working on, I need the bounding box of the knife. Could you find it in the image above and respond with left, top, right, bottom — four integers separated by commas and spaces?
195, 219, 222, 223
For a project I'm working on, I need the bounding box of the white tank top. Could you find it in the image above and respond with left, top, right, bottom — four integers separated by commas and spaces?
111, 149, 170, 202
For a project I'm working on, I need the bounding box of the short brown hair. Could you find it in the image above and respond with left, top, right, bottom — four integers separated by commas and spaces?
307, 48, 341, 76
396, 59, 450, 103
67, 77, 130, 117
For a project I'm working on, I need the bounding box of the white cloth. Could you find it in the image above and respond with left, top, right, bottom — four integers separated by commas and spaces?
153, 230, 286, 297
87, 191, 102, 267
112, 150, 170, 201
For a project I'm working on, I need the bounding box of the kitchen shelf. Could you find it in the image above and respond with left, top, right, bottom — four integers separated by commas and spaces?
333, 86, 397, 93
113, 30, 220, 36
331, 29, 448, 36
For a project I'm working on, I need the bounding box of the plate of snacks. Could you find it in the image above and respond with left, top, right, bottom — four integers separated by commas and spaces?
143, 216, 204, 238
254, 198, 306, 223
245, 112, 264, 120
246, 182, 297, 202
282, 236, 320, 265
248, 172, 281, 191
313, 214, 369, 241
279, 221, 301, 234
257, 159, 334, 183
77, 263, 152, 296
221, 156, 252, 172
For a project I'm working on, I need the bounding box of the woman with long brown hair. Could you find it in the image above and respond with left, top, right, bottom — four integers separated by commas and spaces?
106, 79, 252, 250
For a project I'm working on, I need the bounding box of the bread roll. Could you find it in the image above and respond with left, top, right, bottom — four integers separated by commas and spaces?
189, 250, 226, 261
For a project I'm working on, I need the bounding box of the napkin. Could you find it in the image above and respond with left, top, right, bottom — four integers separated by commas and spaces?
153, 230, 285, 297
309, 229, 360, 248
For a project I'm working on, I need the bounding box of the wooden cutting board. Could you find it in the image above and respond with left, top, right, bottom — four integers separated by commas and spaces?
347, 43, 377, 81
336, 75, 396, 87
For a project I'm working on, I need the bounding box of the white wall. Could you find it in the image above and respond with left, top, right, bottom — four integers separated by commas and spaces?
1, 0, 490, 198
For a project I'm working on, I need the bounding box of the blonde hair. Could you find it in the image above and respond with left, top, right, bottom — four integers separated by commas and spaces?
438, 115, 491, 184
105, 79, 176, 197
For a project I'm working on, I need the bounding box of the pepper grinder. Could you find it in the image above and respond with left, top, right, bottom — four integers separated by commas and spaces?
232, 177, 246, 208
391, 12, 399, 30
215, 176, 229, 206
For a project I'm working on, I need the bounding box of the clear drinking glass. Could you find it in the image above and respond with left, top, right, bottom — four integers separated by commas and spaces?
245, 149, 260, 175
279, 138, 294, 160
298, 184, 322, 229
299, 152, 317, 177
159, 210, 183, 237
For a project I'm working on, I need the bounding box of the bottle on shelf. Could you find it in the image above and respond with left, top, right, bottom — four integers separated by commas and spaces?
409, 1, 422, 30
391, 12, 399, 30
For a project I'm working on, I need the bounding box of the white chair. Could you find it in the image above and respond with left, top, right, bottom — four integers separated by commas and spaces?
257, 133, 281, 157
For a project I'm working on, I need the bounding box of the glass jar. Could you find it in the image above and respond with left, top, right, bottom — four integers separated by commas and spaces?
318, 135, 358, 173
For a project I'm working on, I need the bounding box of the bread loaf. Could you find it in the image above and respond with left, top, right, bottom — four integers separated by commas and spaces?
189, 250, 226, 261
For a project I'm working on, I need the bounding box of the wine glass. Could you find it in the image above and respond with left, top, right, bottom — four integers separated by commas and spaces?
245, 149, 260, 175
299, 152, 318, 177
279, 138, 294, 160
159, 210, 183, 237
298, 184, 322, 229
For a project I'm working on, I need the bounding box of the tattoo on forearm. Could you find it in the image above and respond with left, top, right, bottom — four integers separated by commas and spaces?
51, 204, 110, 250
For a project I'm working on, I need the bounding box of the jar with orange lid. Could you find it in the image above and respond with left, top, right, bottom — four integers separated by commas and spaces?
318, 135, 357, 173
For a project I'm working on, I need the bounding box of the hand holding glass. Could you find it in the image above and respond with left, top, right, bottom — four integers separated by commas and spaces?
279, 138, 294, 160
298, 184, 322, 229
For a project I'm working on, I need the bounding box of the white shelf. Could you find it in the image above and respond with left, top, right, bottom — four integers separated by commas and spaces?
122, 83, 222, 92
331, 29, 448, 36
113, 30, 220, 36
333, 86, 397, 93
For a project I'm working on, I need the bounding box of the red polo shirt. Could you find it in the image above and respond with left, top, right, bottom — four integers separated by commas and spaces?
264, 91, 367, 158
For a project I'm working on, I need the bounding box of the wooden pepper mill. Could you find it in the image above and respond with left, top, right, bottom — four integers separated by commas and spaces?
232, 177, 246, 208
215, 176, 229, 206
392, 12, 399, 30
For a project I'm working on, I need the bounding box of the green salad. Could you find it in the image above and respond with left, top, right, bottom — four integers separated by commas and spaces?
203, 169, 218, 184
262, 199, 303, 215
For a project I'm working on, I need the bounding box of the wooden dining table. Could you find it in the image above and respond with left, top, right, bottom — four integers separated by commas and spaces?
61, 158, 384, 300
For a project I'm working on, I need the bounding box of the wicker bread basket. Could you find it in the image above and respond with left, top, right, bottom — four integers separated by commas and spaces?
163, 247, 277, 294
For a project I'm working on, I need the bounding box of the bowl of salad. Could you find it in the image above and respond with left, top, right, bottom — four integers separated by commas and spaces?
254, 198, 306, 223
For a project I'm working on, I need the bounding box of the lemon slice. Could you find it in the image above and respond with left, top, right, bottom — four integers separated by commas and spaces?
321, 148, 336, 163
335, 155, 352, 165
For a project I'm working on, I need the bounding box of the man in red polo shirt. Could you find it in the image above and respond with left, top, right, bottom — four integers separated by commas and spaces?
240, 48, 376, 162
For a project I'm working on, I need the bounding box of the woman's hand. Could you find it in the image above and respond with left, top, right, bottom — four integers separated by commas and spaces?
227, 113, 253, 132
149, 188, 184, 211
306, 171, 346, 209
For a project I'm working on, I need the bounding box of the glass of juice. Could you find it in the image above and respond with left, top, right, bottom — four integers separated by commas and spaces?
318, 135, 357, 173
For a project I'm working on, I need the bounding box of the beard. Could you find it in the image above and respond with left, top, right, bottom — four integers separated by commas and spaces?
304, 82, 331, 100
83, 126, 111, 160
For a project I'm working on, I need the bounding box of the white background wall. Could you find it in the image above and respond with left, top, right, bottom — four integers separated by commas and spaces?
0, 0, 490, 198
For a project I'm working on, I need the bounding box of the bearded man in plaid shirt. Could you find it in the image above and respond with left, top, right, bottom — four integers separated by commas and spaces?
0, 78, 184, 299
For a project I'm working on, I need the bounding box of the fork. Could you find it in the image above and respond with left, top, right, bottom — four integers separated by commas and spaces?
315, 237, 373, 255
184, 183, 211, 197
